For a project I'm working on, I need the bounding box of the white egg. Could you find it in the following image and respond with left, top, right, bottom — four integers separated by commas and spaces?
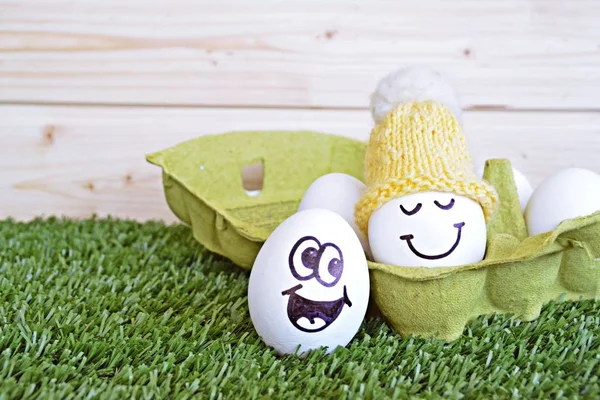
476, 164, 533, 212
525, 168, 600, 236
368, 192, 487, 267
248, 208, 370, 355
298, 173, 372, 259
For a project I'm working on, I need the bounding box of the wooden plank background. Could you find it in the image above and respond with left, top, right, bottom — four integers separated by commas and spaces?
1, 0, 599, 221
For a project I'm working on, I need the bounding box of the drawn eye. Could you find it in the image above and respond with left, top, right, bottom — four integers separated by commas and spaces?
288, 236, 321, 281
400, 203, 422, 216
302, 247, 319, 269
434, 198, 455, 210
316, 244, 344, 288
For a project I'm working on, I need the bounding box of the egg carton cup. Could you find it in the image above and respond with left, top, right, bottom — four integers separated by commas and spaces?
146, 131, 365, 269
147, 131, 600, 341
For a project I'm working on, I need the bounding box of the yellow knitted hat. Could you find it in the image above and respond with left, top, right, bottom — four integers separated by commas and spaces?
355, 69, 499, 235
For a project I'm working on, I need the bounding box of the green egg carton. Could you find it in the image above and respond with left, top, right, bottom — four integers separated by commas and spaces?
146, 131, 365, 269
147, 131, 600, 341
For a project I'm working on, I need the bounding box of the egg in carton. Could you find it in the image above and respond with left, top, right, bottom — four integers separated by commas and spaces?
351, 66, 600, 340
146, 69, 600, 343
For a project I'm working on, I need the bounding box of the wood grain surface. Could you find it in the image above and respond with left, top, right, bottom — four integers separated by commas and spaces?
2, 105, 598, 221
1, 0, 599, 221
2, 0, 599, 109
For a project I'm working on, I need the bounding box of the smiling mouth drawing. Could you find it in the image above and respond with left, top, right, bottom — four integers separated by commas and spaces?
399, 222, 465, 260
281, 284, 352, 333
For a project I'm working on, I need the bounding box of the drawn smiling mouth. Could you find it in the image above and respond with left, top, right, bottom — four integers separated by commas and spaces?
281, 284, 352, 333
399, 222, 465, 260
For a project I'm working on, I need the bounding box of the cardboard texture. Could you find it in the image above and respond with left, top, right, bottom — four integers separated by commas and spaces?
146, 131, 365, 269
148, 131, 600, 341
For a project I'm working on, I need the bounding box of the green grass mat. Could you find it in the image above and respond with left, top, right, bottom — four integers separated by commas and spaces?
0, 218, 598, 399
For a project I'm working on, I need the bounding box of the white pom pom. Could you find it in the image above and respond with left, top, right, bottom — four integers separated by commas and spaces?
370, 65, 461, 124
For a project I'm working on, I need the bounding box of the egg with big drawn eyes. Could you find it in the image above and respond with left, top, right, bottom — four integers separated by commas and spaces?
248, 208, 370, 355
368, 192, 487, 267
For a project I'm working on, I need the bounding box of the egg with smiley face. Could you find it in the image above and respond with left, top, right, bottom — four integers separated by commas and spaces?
368, 192, 487, 267
248, 208, 369, 355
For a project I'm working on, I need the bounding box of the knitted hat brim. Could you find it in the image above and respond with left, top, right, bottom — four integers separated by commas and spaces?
355, 175, 499, 235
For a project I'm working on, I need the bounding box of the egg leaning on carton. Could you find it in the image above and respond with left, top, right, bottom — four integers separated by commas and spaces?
525, 168, 600, 236
248, 208, 370, 355
354, 65, 499, 268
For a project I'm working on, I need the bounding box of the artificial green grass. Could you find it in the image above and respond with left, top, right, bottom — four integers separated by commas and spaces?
0, 218, 598, 399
